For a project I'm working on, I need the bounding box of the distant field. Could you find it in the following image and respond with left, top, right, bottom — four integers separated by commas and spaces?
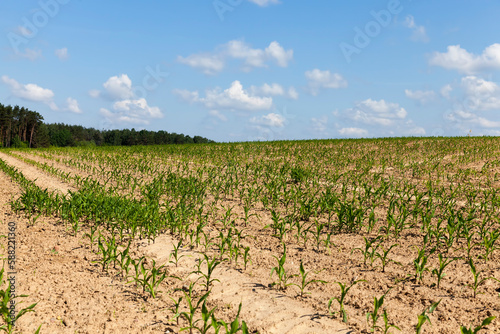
0, 137, 499, 333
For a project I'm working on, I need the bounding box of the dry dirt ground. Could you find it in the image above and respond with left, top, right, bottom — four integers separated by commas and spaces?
1, 150, 499, 334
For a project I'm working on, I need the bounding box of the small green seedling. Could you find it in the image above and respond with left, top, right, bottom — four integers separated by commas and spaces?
460, 316, 496, 334
193, 254, 221, 292
468, 258, 500, 298
366, 289, 391, 332
415, 300, 440, 334
375, 244, 400, 273
431, 254, 459, 289
169, 239, 189, 267
382, 309, 400, 334
270, 243, 296, 290
328, 279, 366, 323
291, 260, 327, 297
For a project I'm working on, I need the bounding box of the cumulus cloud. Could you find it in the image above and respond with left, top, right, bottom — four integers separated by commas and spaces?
177, 53, 225, 75
305, 69, 347, 95
248, 0, 281, 6
446, 108, 500, 130
94, 74, 163, 125
403, 15, 429, 42
65, 97, 81, 114
55, 47, 69, 61
174, 80, 273, 111
1, 75, 57, 110
177, 40, 293, 74
344, 99, 407, 127
250, 113, 285, 127
405, 89, 436, 104
429, 44, 500, 74
461, 76, 500, 111
101, 74, 134, 100
100, 98, 163, 125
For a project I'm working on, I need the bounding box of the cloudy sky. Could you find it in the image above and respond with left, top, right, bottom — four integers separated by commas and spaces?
1, 0, 500, 142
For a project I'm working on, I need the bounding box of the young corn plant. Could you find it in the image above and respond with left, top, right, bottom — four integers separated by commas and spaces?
193, 254, 221, 292
375, 244, 400, 273
381, 309, 400, 334
431, 254, 460, 289
169, 239, 189, 267
366, 290, 388, 333
328, 279, 366, 323
198, 301, 218, 334
412, 245, 435, 284
415, 300, 440, 334
179, 282, 210, 334
242, 246, 252, 271
270, 244, 296, 291
460, 316, 496, 334
168, 296, 183, 326
352, 236, 382, 268
468, 258, 500, 298
0, 267, 42, 334
291, 260, 327, 297
217, 302, 249, 334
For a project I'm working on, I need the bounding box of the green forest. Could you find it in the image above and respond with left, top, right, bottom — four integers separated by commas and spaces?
0, 103, 214, 148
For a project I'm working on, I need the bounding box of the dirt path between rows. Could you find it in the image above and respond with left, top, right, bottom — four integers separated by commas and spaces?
0, 151, 76, 195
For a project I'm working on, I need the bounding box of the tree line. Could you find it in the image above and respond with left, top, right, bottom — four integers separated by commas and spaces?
0, 103, 214, 148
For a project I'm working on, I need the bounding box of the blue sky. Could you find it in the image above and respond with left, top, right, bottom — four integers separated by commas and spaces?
1, 0, 500, 142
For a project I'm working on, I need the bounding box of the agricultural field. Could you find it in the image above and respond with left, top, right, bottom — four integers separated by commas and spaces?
0, 137, 499, 333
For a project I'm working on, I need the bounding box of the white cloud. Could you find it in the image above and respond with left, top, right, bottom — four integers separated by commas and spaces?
447, 108, 500, 129
100, 98, 163, 125
55, 47, 69, 61
461, 76, 500, 111
429, 44, 500, 74
248, 0, 281, 6
178, 40, 293, 74
1, 75, 57, 110
250, 113, 285, 127
174, 80, 273, 111
177, 53, 225, 75
265, 41, 293, 67
305, 69, 347, 95
441, 84, 453, 99
405, 89, 436, 104
403, 15, 429, 43
287, 87, 299, 100
344, 99, 407, 126
102, 74, 134, 100
88, 89, 101, 98
249, 83, 298, 99
94, 75, 163, 125
65, 97, 81, 114
338, 127, 368, 137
